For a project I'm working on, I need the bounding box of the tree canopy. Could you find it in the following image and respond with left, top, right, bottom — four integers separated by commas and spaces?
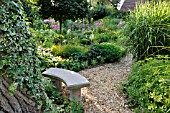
37, 0, 89, 44
37, 0, 88, 21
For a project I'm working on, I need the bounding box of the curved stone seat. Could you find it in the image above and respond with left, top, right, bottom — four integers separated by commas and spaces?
42, 68, 90, 101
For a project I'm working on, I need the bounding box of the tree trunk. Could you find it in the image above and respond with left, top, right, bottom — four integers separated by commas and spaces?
0, 74, 41, 113
59, 19, 63, 45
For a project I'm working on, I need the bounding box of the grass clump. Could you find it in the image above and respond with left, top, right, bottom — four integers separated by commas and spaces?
124, 1, 170, 60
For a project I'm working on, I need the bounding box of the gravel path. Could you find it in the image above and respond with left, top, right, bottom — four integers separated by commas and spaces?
79, 54, 134, 113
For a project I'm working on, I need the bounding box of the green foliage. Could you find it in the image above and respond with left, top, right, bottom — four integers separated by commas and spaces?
62, 45, 87, 58
51, 44, 87, 58
39, 46, 88, 71
53, 57, 88, 72
22, 0, 39, 24
80, 38, 91, 45
123, 56, 170, 113
31, 28, 59, 47
40, 42, 126, 71
124, 1, 170, 60
37, 0, 88, 21
88, 43, 125, 63
111, 10, 129, 19
91, 5, 111, 21
51, 45, 64, 56
65, 99, 84, 113
94, 33, 114, 43
44, 80, 63, 104
95, 26, 105, 33
84, 31, 93, 35
0, 1, 71, 111
0, 0, 48, 109
104, 17, 120, 25
32, 19, 48, 30
37, 0, 88, 44
91, 59, 98, 66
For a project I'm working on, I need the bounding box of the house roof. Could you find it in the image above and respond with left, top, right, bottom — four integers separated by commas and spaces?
118, 0, 146, 10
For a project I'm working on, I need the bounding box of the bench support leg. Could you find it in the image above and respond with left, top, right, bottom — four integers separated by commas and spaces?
52, 80, 62, 91
69, 89, 82, 101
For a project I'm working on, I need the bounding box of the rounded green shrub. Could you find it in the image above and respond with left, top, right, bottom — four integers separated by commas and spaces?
62, 45, 87, 58
123, 56, 170, 113
88, 43, 125, 63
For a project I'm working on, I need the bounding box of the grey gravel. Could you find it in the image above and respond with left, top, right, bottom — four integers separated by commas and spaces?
79, 54, 134, 113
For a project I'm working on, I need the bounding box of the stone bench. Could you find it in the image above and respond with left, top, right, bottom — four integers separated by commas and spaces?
42, 68, 90, 101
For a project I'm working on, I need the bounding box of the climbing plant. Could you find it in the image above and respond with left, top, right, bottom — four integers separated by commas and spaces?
0, 0, 49, 109
22, 0, 40, 25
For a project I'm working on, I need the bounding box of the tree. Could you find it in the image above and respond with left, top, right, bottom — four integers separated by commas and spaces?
37, 0, 89, 45
0, 75, 40, 113
98, 0, 120, 9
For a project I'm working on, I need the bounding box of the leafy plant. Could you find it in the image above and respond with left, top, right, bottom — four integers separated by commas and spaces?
104, 17, 120, 25
32, 19, 49, 30
84, 31, 93, 35
111, 10, 129, 19
91, 5, 111, 21
124, 1, 170, 60
88, 43, 125, 63
22, 0, 40, 25
94, 33, 112, 43
51, 45, 65, 56
62, 45, 87, 58
44, 79, 64, 105
123, 56, 170, 113
57, 58, 87, 72
65, 99, 84, 113
0, 0, 53, 110
80, 38, 91, 45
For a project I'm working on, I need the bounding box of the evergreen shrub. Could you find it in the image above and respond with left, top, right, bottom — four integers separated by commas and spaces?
62, 45, 87, 58
88, 43, 125, 63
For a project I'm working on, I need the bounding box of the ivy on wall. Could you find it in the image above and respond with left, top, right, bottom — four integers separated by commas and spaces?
0, 0, 46, 108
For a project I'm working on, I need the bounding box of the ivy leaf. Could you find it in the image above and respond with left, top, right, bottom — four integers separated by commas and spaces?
0, 24, 7, 31
9, 82, 19, 95
11, 1, 19, 8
